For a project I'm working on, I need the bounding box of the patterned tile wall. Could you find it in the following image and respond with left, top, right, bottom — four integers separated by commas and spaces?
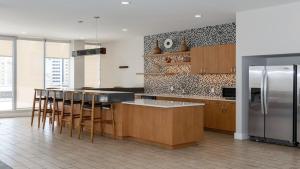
144, 23, 236, 97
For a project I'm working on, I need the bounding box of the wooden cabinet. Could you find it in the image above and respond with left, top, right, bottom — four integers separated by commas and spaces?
203, 45, 219, 74
204, 100, 235, 133
191, 47, 205, 74
214, 101, 236, 132
155, 96, 236, 134
204, 100, 217, 129
218, 44, 236, 74
191, 44, 236, 74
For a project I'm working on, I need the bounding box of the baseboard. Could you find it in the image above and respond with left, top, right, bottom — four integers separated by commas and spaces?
234, 132, 249, 140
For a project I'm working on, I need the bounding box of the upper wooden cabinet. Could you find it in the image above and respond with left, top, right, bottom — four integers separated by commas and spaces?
191, 47, 205, 74
191, 44, 236, 74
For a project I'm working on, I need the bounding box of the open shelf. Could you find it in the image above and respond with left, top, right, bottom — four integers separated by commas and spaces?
144, 51, 190, 57
136, 72, 191, 76
136, 73, 177, 76
158, 61, 191, 66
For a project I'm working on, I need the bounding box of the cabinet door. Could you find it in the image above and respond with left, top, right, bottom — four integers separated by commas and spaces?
204, 100, 218, 129
191, 47, 204, 74
218, 44, 236, 74
216, 102, 236, 132
203, 45, 219, 74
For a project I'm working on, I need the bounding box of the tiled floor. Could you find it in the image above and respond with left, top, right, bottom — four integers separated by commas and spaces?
0, 117, 300, 169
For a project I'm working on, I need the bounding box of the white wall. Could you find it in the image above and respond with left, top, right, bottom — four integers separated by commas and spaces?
235, 2, 300, 139
100, 37, 144, 88
70, 40, 85, 89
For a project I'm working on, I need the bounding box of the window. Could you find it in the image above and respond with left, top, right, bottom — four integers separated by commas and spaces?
0, 40, 13, 110
45, 42, 70, 88
0, 39, 72, 111
17, 40, 44, 109
84, 44, 100, 87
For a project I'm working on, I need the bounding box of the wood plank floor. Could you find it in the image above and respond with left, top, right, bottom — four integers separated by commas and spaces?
0, 117, 300, 169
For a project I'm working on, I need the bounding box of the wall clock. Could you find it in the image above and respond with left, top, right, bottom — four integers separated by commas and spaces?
164, 39, 173, 49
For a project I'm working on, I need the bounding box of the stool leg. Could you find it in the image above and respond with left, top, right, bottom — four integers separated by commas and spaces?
31, 91, 36, 127
111, 105, 116, 139
91, 96, 95, 143
52, 98, 56, 132
37, 96, 42, 128
78, 95, 84, 139
56, 102, 60, 126
42, 97, 48, 129
70, 94, 74, 137
49, 103, 53, 125
100, 108, 104, 136
60, 100, 65, 134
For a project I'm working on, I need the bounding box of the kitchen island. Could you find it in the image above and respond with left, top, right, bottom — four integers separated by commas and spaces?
100, 99, 204, 149
43, 88, 204, 149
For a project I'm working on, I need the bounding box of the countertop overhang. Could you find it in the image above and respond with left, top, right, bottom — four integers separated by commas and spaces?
135, 93, 235, 102
122, 99, 204, 108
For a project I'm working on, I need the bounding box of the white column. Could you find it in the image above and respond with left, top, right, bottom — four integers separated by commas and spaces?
70, 40, 85, 89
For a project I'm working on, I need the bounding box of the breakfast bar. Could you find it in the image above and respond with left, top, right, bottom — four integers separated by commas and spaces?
33, 88, 205, 149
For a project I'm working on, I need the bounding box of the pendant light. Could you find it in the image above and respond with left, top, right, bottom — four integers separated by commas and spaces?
72, 16, 106, 57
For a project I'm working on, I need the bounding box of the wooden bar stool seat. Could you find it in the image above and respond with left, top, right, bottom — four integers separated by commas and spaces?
60, 90, 82, 137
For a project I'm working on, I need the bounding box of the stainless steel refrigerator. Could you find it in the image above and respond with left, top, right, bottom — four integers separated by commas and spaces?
249, 65, 298, 146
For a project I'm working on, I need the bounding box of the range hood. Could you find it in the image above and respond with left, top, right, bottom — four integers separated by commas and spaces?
72, 47, 106, 57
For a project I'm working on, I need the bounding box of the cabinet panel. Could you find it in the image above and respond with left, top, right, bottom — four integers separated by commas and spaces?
191, 47, 204, 74
203, 46, 219, 74
204, 100, 219, 129
191, 44, 236, 74
215, 101, 236, 132
218, 44, 236, 74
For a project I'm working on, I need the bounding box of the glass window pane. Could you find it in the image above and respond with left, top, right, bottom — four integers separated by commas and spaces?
84, 44, 100, 87
0, 40, 13, 110
45, 42, 70, 88
17, 40, 44, 109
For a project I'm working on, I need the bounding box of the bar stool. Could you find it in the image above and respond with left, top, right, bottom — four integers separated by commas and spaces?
78, 92, 116, 143
42, 89, 63, 130
31, 89, 47, 128
60, 90, 82, 137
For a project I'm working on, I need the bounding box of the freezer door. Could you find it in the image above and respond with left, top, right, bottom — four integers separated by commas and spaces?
249, 66, 265, 138
265, 66, 294, 142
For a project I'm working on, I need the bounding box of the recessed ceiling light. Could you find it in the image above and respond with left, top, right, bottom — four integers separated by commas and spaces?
21, 31, 27, 34
122, 28, 128, 32
121, 1, 130, 5
194, 14, 202, 18
79, 37, 85, 40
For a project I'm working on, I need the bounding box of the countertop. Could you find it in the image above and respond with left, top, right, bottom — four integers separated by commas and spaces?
122, 99, 204, 108
135, 93, 236, 102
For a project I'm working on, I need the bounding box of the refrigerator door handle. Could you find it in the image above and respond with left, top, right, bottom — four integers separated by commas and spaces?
261, 69, 265, 115
264, 70, 268, 115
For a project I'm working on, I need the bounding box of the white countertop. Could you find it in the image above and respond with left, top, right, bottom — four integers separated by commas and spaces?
135, 93, 235, 102
122, 99, 204, 108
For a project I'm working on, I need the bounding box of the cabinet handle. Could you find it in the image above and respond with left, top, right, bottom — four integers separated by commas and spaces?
230, 68, 233, 73
233, 67, 236, 73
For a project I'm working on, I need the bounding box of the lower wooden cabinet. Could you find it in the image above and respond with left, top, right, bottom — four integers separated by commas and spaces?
155, 96, 236, 134
212, 101, 236, 133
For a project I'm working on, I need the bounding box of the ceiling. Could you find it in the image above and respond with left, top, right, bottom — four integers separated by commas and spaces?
0, 0, 298, 42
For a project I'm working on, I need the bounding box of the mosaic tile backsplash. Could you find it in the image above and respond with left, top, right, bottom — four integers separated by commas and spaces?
144, 23, 236, 97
